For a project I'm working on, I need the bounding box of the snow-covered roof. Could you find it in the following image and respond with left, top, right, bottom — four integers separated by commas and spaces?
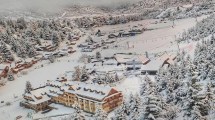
0, 64, 7, 70
103, 59, 117, 65
25, 87, 52, 105
25, 79, 119, 104
126, 60, 142, 65
75, 83, 112, 101
65, 81, 115, 101
28, 95, 51, 105
160, 52, 177, 65
141, 58, 164, 71
158, 52, 177, 61
137, 55, 150, 64
94, 65, 124, 72
85, 63, 94, 69
114, 54, 133, 63
168, 53, 177, 60
158, 53, 170, 61
114, 54, 150, 65
166, 59, 175, 65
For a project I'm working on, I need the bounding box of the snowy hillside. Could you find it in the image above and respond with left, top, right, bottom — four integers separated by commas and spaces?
1, 0, 215, 120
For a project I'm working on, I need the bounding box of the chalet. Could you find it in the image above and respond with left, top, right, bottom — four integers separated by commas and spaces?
141, 58, 164, 75
22, 87, 52, 111
11, 60, 37, 74
0, 65, 9, 78
108, 34, 118, 39
21, 79, 123, 113
141, 53, 177, 75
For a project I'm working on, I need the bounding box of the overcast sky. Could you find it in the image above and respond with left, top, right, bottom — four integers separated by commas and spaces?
0, 0, 140, 12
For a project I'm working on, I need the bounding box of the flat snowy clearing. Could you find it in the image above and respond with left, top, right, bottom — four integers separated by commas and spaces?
98, 15, 207, 56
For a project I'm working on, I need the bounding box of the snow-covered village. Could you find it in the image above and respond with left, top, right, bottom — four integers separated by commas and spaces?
1, 0, 215, 120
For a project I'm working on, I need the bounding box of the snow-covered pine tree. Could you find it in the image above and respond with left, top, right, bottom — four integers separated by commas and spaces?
93, 106, 108, 120
81, 65, 89, 82
114, 73, 120, 82
129, 94, 143, 120
25, 81, 33, 93
72, 66, 81, 81
140, 80, 148, 96
143, 93, 164, 120
7, 72, 14, 81
112, 101, 128, 120
51, 31, 60, 47
16, 17, 27, 29
48, 55, 55, 63
96, 51, 101, 60
182, 76, 207, 120
68, 103, 85, 120
68, 32, 72, 41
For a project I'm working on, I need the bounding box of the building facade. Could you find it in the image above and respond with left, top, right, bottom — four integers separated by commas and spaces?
22, 79, 123, 113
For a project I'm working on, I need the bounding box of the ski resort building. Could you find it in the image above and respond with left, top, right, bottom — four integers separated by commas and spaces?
141, 53, 177, 74
21, 78, 123, 113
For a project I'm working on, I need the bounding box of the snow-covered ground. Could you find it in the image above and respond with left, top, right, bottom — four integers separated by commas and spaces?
98, 15, 208, 57
0, 14, 207, 120
116, 75, 155, 95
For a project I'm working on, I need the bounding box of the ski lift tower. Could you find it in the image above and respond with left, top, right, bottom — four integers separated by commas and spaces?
132, 59, 136, 73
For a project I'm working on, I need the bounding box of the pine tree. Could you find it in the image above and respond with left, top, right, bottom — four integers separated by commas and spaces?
96, 51, 101, 60
48, 55, 55, 63
140, 81, 148, 96
130, 94, 143, 119
81, 65, 89, 82
112, 101, 128, 120
93, 106, 108, 120
68, 103, 85, 120
182, 77, 206, 120
115, 73, 120, 82
51, 31, 60, 47
7, 72, 14, 81
25, 81, 33, 93
73, 66, 81, 81
68, 32, 72, 41
143, 93, 163, 120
